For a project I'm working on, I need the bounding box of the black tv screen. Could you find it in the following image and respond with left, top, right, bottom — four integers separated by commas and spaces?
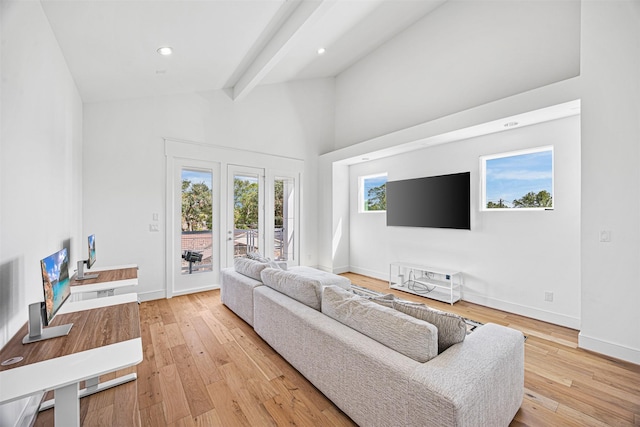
386, 172, 470, 229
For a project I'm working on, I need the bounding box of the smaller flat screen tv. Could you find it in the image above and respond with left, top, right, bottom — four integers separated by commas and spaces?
386, 172, 471, 230
87, 234, 96, 269
40, 247, 72, 326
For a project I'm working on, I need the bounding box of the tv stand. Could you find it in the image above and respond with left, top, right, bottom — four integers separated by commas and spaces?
389, 262, 463, 305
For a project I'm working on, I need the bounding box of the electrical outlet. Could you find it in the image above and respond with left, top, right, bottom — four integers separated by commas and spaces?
599, 230, 611, 242
544, 291, 554, 302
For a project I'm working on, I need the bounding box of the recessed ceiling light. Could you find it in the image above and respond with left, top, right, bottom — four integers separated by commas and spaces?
317, 47, 326, 55
504, 121, 519, 128
157, 46, 173, 56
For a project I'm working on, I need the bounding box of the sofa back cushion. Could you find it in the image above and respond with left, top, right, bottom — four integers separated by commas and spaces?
322, 286, 438, 363
234, 257, 269, 281
288, 266, 351, 290
260, 268, 325, 310
393, 300, 467, 353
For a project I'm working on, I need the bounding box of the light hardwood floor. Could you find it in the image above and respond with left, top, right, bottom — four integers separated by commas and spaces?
36, 273, 640, 426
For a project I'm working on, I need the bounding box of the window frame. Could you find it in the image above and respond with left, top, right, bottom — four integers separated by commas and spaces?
358, 173, 387, 213
480, 146, 554, 212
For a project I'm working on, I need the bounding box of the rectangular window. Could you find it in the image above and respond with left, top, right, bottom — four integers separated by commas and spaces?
359, 173, 387, 212
480, 146, 553, 210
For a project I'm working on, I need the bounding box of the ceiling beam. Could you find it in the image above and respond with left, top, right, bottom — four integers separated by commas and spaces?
231, 0, 336, 101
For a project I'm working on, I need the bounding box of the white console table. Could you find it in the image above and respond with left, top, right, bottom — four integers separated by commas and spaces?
389, 262, 462, 305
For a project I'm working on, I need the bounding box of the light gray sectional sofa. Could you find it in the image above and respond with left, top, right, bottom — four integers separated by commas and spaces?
221, 258, 524, 427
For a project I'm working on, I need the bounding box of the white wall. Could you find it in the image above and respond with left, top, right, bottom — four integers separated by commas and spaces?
83, 80, 335, 300
319, 0, 640, 363
579, 0, 640, 363
334, 0, 581, 148
0, 0, 83, 423
349, 116, 581, 327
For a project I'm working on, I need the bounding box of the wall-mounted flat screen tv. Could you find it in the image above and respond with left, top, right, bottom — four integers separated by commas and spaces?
386, 172, 470, 230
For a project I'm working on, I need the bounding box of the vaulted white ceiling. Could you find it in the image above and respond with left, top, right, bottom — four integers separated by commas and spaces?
40, 0, 446, 103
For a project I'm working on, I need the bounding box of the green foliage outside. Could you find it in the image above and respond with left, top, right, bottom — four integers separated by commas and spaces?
234, 178, 284, 229
234, 178, 258, 229
273, 180, 284, 227
182, 179, 212, 231
487, 190, 553, 209
366, 183, 386, 211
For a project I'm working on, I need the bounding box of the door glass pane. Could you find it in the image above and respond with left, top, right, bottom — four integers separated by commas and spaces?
181, 169, 213, 274
233, 174, 259, 257
274, 177, 295, 261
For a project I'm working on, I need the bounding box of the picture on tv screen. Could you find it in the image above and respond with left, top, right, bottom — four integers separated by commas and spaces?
40, 247, 71, 325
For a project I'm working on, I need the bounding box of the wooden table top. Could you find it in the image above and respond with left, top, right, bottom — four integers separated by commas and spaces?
70, 266, 138, 287
0, 302, 140, 373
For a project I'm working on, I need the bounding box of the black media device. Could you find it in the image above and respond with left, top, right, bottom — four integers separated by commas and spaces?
386, 171, 471, 230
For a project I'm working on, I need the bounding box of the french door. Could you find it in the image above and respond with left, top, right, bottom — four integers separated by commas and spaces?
225, 166, 299, 266
168, 158, 220, 297
227, 165, 265, 262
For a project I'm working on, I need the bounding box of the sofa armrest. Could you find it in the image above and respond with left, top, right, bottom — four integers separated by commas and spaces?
407, 323, 524, 427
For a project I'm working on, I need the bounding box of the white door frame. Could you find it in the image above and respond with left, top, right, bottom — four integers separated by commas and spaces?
166, 156, 220, 298
165, 138, 304, 296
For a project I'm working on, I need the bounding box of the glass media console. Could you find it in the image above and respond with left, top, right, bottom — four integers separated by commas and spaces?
389, 262, 462, 305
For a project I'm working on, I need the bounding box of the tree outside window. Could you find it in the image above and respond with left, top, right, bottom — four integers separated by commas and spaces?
360, 173, 387, 212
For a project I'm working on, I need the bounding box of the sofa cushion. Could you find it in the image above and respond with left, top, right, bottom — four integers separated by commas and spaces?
246, 251, 269, 262
260, 267, 325, 310
288, 266, 351, 290
365, 293, 396, 308
322, 286, 438, 363
393, 300, 466, 353
234, 257, 269, 281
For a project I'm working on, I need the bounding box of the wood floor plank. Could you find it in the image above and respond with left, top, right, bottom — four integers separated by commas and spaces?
164, 322, 186, 348
217, 361, 279, 427
206, 379, 252, 427
140, 402, 165, 427
158, 363, 191, 424
229, 327, 283, 381
201, 310, 235, 344
156, 298, 178, 325
137, 321, 163, 410
192, 408, 224, 426
171, 344, 215, 417
191, 315, 231, 367
150, 321, 175, 368
179, 317, 223, 385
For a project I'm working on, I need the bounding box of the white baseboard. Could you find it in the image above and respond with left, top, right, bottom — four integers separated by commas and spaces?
137, 289, 166, 302
463, 291, 581, 330
347, 266, 387, 282
578, 332, 640, 365
170, 285, 220, 298
346, 266, 581, 329
317, 264, 350, 274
